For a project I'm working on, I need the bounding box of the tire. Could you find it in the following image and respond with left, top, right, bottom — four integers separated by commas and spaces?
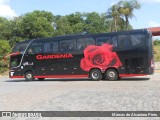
106, 68, 119, 81
25, 71, 34, 81
90, 69, 102, 81
38, 78, 45, 81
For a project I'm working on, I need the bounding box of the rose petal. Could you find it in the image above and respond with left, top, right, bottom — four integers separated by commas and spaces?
102, 44, 113, 51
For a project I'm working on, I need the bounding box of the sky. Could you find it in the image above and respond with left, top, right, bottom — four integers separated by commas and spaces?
0, 0, 160, 29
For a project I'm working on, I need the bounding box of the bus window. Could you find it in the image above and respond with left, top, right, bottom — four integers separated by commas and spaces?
27, 42, 43, 54
77, 37, 95, 50
118, 35, 129, 49
44, 42, 58, 53
130, 34, 145, 47
112, 36, 118, 47
60, 39, 76, 52
96, 37, 111, 46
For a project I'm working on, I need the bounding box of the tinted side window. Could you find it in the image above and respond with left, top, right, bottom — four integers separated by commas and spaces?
96, 36, 111, 46
130, 34, 145, 46
118, 35, 129, 48
60, 39, 76, 52
44, 41, 58, 53
27, 42, 43, 54
112, 36, 118, 47
77, 37, 95, 50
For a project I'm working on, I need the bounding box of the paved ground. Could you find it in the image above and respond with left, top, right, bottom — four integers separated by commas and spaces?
0, 74, 160, 120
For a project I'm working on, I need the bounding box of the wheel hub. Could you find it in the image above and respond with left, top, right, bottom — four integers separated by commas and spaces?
109, 71, 115, 77
27, 74, 32, 79
92, 71, 99, 79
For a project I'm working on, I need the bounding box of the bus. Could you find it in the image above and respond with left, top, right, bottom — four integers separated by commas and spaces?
9, 29, 154, 81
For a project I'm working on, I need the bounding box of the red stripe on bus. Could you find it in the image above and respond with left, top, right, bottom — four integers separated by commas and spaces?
10, 74, 146, 79
10, 76, 24, 78
34, 75, 88, 78
119, 74, 146, 77
10, 75, 88, 79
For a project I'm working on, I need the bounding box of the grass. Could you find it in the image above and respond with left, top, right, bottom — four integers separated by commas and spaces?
1, 70, 9, 75
154, 45, 160, 62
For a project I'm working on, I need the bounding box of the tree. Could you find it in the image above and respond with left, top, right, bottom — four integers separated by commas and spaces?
118, 0, 141, 30
53, 12, 111, 35
84, 12, 111, 33
0, 17, 12, 40
10, 16, 24, 38
0, 40, 11, 56
107, 0, 140, 31
153, 40, 160, 46
66, 12, 84, 26
66, 12, 87, 33
0, 40, 11, 72
22, 11, 54, 39
30, 10, 54, 23
107, 4, 121, 32
53, 16, 73, 36
9, 36, 24, 48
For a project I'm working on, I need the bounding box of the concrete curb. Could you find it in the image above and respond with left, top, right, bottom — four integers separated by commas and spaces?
155, 70, 160, 73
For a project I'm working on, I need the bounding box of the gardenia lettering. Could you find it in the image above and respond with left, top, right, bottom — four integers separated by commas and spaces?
36, 54, 73, 60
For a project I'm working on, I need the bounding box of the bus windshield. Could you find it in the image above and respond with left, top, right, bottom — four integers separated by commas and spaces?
10, 41, 30, 68
12, 41, 30, 53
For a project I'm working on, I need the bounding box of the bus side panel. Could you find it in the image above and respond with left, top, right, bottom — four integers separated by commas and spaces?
22, 53, 88, 77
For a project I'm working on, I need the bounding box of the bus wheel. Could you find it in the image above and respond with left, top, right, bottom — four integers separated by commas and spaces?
38, 78, 45, 81
25, 71, 34, 81
90, 69, 102, 81
106, 68, 119, 81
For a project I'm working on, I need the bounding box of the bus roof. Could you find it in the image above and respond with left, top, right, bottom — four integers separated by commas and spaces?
22, 29, 150, 42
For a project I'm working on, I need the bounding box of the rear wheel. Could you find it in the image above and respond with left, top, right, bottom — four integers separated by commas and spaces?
25, 71, 34, 81
90, 69, 102, 81
106, 68, 119, 81
38, 78, 45, 81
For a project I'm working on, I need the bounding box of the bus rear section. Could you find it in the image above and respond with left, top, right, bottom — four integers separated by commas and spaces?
117, 30, 154, 77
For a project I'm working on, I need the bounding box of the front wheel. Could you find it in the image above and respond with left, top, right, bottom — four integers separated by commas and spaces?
106, 69, 119, 81
90, 69, 102, 81
25, 71, 34, 81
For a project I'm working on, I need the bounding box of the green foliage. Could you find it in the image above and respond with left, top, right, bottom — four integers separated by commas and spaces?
9, 36, 24, 48
118, 0, 141, 30
84, 12, 111, 33
20, 10, 54, 39
10, 16, 25, 38
53, 12, 111, 36
107, 0, 140, 32
154, 45, 160, 62
0, 40, 11, 56
153, 40, 160, 62
153, 40, 160, 46
53, 16, 73, 36
0, 40, 11, 73
0, 17, 12, 40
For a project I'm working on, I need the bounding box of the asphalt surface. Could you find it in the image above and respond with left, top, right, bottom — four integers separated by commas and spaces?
0, 74, 160, 120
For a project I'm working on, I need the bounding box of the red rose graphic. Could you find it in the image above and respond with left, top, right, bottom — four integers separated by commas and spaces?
80, 44, 122, 72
